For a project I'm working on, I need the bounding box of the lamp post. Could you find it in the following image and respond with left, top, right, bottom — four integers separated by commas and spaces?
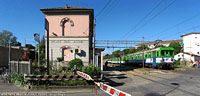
34, 33, 40, 74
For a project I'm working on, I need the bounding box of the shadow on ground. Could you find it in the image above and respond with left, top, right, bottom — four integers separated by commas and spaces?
103, 77, 125, 87
104, 63, 141, 71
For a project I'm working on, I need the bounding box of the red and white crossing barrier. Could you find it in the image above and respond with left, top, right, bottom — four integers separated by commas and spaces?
96, 82, 131, 96
76, 71, 131, 96
76, 71, 93, 81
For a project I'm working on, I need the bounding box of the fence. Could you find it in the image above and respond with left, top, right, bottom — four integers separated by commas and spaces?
10, 60, 32, 74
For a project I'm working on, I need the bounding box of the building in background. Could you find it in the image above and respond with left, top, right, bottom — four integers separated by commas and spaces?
0, 46, 35, 67
135, 40, 182, 49
41, 5, 95, 66
175, 32, 200, 62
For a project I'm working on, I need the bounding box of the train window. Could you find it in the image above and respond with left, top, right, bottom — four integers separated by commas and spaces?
169, 50, 173, 56
153, 51, 156, 57
166, 51, 169, 56
170, 51, 173, 56
149, 53, 151, 57
157, 51, 159, 57
161, 51, 165, 56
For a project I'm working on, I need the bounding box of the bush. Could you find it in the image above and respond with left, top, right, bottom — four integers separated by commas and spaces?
11, 72, 26, 86
82, 64, 101, 78
50, 80, 87, 86
68, 58, 83, 70
57, 57, 64, 62
174, 58, 181, 67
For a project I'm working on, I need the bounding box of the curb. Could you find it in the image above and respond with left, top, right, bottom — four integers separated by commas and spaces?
0, 89, 93, 95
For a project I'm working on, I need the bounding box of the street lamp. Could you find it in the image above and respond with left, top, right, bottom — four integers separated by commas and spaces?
34, 33, 40, 74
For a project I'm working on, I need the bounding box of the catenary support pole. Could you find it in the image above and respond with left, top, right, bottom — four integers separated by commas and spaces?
143, 37, 145, 68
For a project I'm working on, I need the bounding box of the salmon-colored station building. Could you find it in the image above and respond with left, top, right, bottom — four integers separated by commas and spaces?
40, 5, 96, 66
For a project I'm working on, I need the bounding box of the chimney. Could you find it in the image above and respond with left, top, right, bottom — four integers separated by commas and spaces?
65, 4, 68, 8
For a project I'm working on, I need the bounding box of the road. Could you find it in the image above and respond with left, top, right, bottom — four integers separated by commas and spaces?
72, 67, 200, 96
0, 67, 200, 96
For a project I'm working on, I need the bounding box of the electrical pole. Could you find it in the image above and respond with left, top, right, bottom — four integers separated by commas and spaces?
142, 37, 144, 68
9, 42, 11, 73
34, 33, 40, 74
93, 19, 96, 66
38, 34, 40, 74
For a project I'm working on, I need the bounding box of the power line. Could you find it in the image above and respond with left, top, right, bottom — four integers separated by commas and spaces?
159, 25, 200, 39
95, 0, 112, 18
126, 0, 177, 39
83, 0, 118, 35
97, 0, 120, 24
147, 13, 200, 39
121, 0, 165, 39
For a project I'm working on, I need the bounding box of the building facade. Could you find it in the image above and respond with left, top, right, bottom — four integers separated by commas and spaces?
41, 5, 94, 66
177, 32, 200, 62
135, 40, 182, 49
181, 32, 200, 55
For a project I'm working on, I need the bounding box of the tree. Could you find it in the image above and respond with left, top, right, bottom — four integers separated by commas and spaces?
128, 48, 137, 54
26, 44, 35, 49
154, 44, 166, 48
169, 42, 181, 55
112, 50, 123, 57
122, 49, 130, 55
0, 30, 19, 46
38, 37, 46, 65
103, 54, 112, 59
137, 44, 149, 51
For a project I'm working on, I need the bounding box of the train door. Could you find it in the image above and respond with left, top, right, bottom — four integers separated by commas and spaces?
152, 51, 156, 67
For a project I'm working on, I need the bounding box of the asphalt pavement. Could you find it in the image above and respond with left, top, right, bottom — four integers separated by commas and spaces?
0, 67, 200, 96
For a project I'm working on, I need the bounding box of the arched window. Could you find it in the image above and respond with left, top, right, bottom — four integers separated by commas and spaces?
60, 17, 74, 36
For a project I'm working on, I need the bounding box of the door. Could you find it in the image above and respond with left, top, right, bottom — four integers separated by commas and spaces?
152, 51, 156, 68
64, 49, 71, 62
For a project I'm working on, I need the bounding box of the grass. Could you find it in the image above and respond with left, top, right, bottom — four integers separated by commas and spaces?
50, 80, 88, 86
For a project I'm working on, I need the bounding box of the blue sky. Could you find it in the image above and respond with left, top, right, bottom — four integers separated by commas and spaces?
0, 0, 200, 54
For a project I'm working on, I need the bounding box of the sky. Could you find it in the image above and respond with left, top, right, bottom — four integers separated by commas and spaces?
0, 0, 200, 54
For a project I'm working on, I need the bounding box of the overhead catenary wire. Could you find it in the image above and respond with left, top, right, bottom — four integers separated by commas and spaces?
83, 0, 119, 36
95, 0, 112, 18
97, 0, 120, 24
125, 0, 177, 39
121, 0, 165, 40
146, 13, 200, 39
159, 25, 200, 40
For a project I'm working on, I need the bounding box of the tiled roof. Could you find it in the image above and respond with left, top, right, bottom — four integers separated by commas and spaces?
137, 40, 182, 46
41, 7, 91, 10
40, 6, 93, 14
181, 32, 200, 37
181, 52, 200, 57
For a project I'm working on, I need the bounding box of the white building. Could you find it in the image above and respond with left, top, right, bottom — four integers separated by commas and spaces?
135, 40, 182, 49
181, 32, 200, 55
174, 52, 200, 62
175, 32, 200, 62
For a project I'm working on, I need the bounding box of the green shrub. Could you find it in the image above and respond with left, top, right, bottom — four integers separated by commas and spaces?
57, 57, 64, 62
174, 58, 181, 67
11, 72, 26, 86
82, 64, 101, 78
50, 80, 87, 86
68, 58, 83, 70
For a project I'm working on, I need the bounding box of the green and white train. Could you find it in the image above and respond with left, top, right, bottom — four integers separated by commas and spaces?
106, 47, 175, 68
